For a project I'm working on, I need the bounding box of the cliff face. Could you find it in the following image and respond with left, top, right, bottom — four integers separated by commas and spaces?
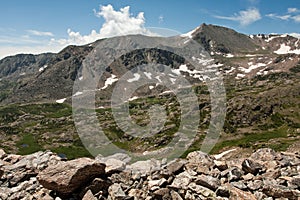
0, 148, 299, 199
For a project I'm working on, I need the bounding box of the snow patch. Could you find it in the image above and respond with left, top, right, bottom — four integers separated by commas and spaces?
236, 74, 246, 79
127, 73, 141, 82
39, 65, 48, 72
225, 67, 235, 74
56, 98, 66, 104
101, 74, 118, 89
144, 72, 152, 79
128, 96, 138, 101
239, 63, 266, 73
274, 43, 300, 55
73, 91, 83, 97
149, 85, 154, 90
225, 53, 234, 58
79, 76, 83, 81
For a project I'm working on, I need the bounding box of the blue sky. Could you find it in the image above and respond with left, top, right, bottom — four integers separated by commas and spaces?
0, 0, 299, 58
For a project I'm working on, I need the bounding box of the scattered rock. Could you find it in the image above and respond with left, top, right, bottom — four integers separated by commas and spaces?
0, 148, 299, 199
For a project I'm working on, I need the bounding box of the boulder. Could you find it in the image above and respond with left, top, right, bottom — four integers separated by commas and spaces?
196, 174, 221, 191
229, 186, 257, 200
186, 151, 215, 174
37, 158, 105, 196
82, 190, 97, 200
108, 183, 126, 200
242, 159, 265, 175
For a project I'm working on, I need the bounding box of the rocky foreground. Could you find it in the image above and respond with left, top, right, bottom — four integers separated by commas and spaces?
0, 148, 299, 200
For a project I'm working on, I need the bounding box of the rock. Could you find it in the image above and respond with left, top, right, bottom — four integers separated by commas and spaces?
242, 159, 265, 175
170, 190, 183, 200
126, 159, 161, 174
242, 173, 254, 181
82, 190, 97, 200
196, 174, 221, 191
0, 149, 7, 159
247, 180, 263, 191
186, 151, 215, 174
148, 178, 167, 190
96, 153, 131, 164
230, 181, 247, 190
216, 186, 230, 197
262, 185, 296, 199
188, 182, 216, 198
103, 158, 126, 174
291, 177, 300, 188
81, 178, 112, 197
229, 186, 257, 200
221, 167, 244, 182
170, 171, 194, 189
214, 160, 228, 171
153, 188, 170, 199
128, 189, 146, 199
250, 148, 281, 161
108, 183, 126, 200
161, 159, 186, 176
37, 158, 105, 196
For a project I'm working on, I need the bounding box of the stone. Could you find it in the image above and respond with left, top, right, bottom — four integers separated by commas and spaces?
247, 180, 263, 191
188, 182, 216, 198
153, 188, 170, 199
108, 183, 126, 200
81, 178, 112, 197
196, 174, 221, 191
186, 151, 215, 174
128, 189, 146, 199
216, 186, 230, 198
262, 185, 296, 199
96, 153, 131, 164
229, 186, 257, 200
82, 190, 97, 200
250, 148, 282, 161
170, 190, 183, 200
242, 159, 265, 175
103, 158, 126, 174
161, 159, 186, 176
221, 167, 244, 182
230, 181, 247, 190
37, 158, 105, 196
148, 178, 167, 189
0, 149, 7, 159
214, 160, 228, 171
170, 171, 194, 189
242, 173, 254, 181
126, 159, 161, 174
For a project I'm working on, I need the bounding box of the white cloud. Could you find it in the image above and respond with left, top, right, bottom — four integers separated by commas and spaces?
0, 4, 156, 59
288, 8, 299, 13
27, 30, 54, 37
267, 8, 300, 23
292, 15, 300, 22
215, 8, 261, 26
266, 14, 291, 21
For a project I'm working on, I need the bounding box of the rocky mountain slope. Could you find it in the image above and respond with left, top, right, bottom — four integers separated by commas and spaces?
0, 148, 299, 199
0, 24, 299, 160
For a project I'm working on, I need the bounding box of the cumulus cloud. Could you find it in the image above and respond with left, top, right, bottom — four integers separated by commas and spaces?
50, 4, 154, 46
0, 5, 156, 59
27, 30, 54, 37
214, 8, 261, 26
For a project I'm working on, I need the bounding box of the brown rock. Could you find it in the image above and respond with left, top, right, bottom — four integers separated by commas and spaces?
229, 186, 257, 200
196, 174, 221, 191
186, 151, 215, 174
242, 159, 265, 175
37, 158, 105, 196
82, 190, 97, 200
262, 185, 297, 199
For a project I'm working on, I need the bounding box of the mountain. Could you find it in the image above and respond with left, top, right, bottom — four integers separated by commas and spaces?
0, 24, 299, 159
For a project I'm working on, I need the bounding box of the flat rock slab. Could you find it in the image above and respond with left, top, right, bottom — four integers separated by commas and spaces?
37, 158, 105, 196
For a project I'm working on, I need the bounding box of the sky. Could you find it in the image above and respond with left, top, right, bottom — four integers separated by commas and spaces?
0, 0, 300, 59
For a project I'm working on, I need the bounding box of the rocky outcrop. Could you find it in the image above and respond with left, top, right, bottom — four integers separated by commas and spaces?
0, 148, 299, 199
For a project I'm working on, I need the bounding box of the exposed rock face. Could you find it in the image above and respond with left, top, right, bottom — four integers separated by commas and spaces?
0, 148, 299, 199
